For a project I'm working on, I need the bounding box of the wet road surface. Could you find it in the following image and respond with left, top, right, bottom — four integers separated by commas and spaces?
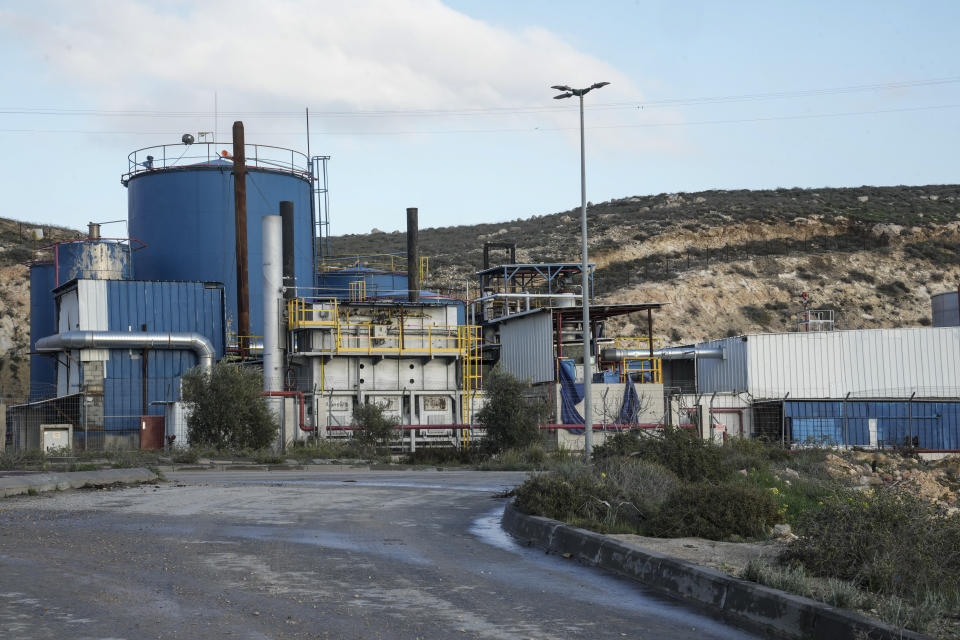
0, 470, 763, 639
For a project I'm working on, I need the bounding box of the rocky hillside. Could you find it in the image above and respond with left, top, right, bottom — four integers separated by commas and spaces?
0, 221, 81, 400
331, 185, 960, 343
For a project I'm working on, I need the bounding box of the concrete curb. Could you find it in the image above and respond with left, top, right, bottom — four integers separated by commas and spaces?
501, 502, 930, 640
0, 468, 158, 498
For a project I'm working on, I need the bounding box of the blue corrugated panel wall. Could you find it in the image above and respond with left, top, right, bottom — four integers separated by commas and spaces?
786, 400, 960, 450
102, 281, 224, 430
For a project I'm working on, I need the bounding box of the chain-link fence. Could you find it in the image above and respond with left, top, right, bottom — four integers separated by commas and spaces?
5, 394, 144, 452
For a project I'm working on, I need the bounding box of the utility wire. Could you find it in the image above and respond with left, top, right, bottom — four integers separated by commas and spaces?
2, 103, 959, 136
0, 76, 958, 119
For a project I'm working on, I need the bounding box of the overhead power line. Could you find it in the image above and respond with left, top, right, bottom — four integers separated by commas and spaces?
2, 103, 959, 137
0, 76, 958, 120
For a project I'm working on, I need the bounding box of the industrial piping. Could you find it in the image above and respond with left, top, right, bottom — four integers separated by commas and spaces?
262, 390, 315, 432
600, 346, 726, 361
35, 330, 215, 374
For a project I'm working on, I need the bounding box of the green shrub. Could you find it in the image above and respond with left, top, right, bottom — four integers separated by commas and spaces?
787, 488, 960, 606
171, 448, 200, 464
595, 457, 679, 520
182, 363, 278, 450
352, 402, 399, 453
476, 366, 547, 455
404, 446, 476, 466
513, 463, 599, 522
645, 482, 781, 540
596, 427, 731, 483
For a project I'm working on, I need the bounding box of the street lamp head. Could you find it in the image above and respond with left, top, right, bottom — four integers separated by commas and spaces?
551, 84, 572, 92
590, 81, 610, 90
553, 92, 574, 100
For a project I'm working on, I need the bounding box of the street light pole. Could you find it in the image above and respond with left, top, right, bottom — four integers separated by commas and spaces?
552, 81, 609, 458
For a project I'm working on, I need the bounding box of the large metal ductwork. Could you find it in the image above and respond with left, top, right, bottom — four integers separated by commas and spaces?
601, 346, 726, 361
262, 215, 283, 394
35, 331, 215, 373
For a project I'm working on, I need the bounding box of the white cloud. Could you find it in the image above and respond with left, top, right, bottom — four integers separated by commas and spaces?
1, 0, 690, 154
4, 1, 630, 108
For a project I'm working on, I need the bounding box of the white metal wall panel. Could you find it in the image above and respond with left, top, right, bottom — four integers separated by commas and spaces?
498, 311, 554, 383
77, 280, 108, 362
700, 327, 960, 399
696, 337, 748, 395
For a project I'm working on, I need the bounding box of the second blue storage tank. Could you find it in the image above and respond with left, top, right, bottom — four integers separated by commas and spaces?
29, 262, 57, 399
125, 149, 313, 341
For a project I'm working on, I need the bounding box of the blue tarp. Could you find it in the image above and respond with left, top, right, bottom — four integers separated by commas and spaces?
617, 380, 641, 424
557, 358, 584, 427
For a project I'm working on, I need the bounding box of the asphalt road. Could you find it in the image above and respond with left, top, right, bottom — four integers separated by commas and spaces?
0, 470, 763, 639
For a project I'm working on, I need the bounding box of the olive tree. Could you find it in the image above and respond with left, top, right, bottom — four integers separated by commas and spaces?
476, 365, 547, 454
181, 362, 277, 450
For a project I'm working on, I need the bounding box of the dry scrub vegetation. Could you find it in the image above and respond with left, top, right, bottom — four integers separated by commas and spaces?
511, 431, 960, 637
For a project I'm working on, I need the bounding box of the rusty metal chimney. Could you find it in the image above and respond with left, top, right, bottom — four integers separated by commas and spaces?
232, 121, 250, 343
406, 208, 419, 302
280, 201, 295, 300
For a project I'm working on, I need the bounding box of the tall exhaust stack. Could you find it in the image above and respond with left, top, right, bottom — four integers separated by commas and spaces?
280, 201, 295, 300
406, 207, 419, 302
262, 215, 283, 396
232, 121, 250, 344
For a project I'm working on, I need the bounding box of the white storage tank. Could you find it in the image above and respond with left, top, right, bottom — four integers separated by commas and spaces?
932, 290, 960, 327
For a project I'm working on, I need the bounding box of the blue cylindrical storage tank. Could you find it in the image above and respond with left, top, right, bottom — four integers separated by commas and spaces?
316, 267, 409, 300
29, 262, 57, 399
125, 154, 313, 339
55, 240, 131, 286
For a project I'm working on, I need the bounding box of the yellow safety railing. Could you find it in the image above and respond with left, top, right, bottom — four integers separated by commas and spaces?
336, 323, 465, 356
236, 335, 263, 354
318, 253, 418, 273
621, 357, 663, 384
420, 255, 429, 282
288, 297, 339, 330
614, 336, 663, 351
348, 280, 367, 301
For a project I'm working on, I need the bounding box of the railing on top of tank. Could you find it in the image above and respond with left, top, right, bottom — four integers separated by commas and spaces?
122, 142, 310, 184
318, 252, 409, 273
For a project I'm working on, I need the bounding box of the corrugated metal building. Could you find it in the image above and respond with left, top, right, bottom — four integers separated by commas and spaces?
697, 327, 960, 399
690, 327, 960, 450
52, 279, 225, 434
496, 309, 555, 384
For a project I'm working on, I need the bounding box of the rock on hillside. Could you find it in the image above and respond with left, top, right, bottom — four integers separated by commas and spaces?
331, 184, 960, 344
0, 220, 80, 400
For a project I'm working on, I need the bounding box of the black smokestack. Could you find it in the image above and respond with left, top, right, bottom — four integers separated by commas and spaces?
280, 201, 295, 300
406, 207, 419, 303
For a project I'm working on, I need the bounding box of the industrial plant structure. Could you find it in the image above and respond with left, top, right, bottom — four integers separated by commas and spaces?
12, 130, 480, 451
9, 126, 960, 456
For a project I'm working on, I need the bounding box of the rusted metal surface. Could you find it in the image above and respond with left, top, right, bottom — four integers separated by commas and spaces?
232, 121, 250, 345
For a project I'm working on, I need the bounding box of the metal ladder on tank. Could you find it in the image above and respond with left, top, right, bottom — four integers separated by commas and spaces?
310, 155, 331, 269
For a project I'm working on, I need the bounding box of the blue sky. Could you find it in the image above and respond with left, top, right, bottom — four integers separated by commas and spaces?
1, 1, 959, 237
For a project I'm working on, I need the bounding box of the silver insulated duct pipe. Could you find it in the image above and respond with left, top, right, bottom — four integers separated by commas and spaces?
35, 330, 215, 373
262, 214, 283, 394
600, 346, 726, 361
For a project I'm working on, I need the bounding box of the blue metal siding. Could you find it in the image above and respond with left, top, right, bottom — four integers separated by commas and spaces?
786, 400, 960, 450
29, 262, 57, 399
101, 281, 224, 430
126, 166, 312, 338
